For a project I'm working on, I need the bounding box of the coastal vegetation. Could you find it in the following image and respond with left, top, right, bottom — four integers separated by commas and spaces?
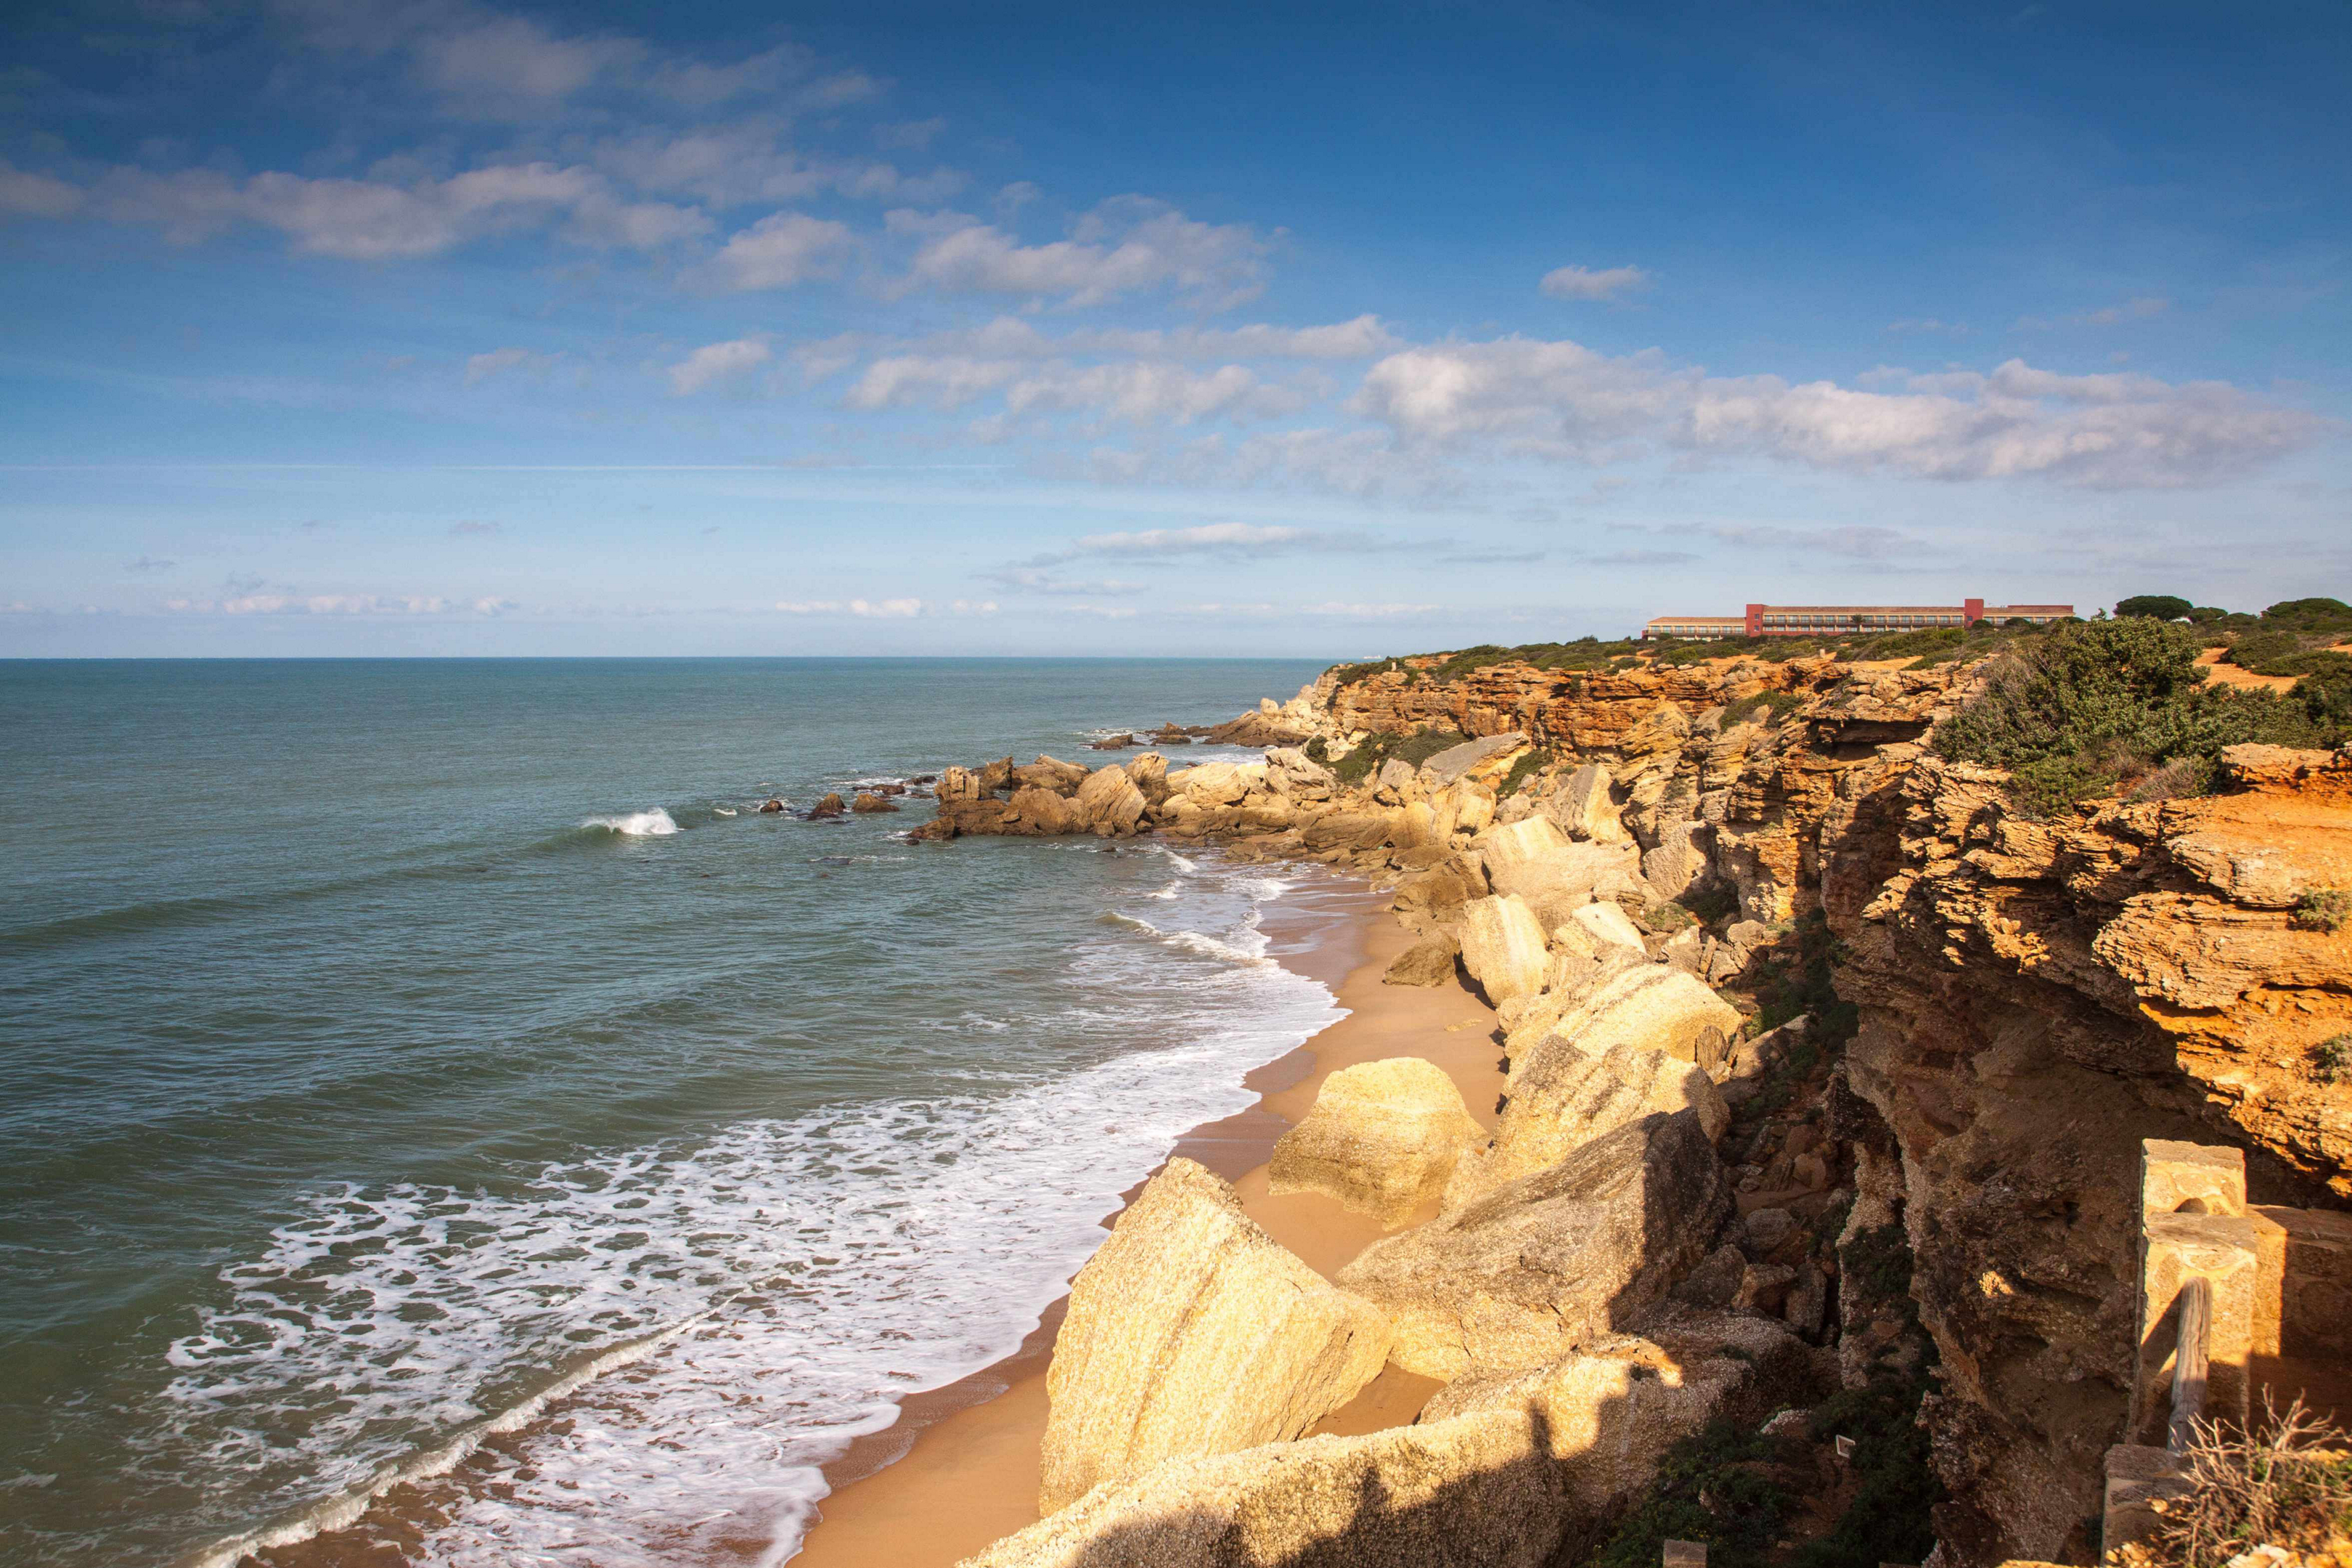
1933, 616, 2348, 816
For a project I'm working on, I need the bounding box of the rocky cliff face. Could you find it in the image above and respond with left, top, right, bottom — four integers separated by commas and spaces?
917, 649, 2351, 1567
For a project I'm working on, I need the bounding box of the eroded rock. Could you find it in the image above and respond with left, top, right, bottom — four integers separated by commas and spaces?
1270, 1058, 1484, 1225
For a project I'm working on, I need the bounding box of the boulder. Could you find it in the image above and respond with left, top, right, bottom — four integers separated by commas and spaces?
1005, 785, 1083, 835
975, 756, 1016, 793
1477, 817, 1641, 911
1391, 857, 1487, 921
1299, 810, 1393, 852
1167, 761, 1257, 806
1544, 763, 1628, 844
1642, 820, 1715, 902
1039, 1159, 1391, 1512
1421, 731, 1524, 786
1264, 747, 1338, 801
1270, 1058, 1485, 1226
1434, 779, 1497, 840
807, 792, 846, 819
1421, 1307, 1821, 1518
1458, 893, 1551, 1007
1072, 764, 1148, 836
1538, 965, 1746, 1071
1015, 754, 1090, 795
935, 766, 982, 804
1090, 733, 1138, 750
1447, 1041, 1729, 1207
1383, 933, 1462, 987
1124, 751, 1169, 804
1568, 899, 1649, 960
1388, 800, 1440, 852
1670, 1243, 1750, 1310
1338, 1111, 1731, 1379
757, 797, 786, 814
849, 791, 899, 814
962, 1408, 1564, 1568
1375, 756, 1421, 799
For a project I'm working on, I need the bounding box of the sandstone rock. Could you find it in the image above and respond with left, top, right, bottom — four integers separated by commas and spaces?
1167, 761, 1257, 806
757, 797, 785, 813
1570, 899, 1649, 959
1387, 800, 1440, 852
1478, 817, 1642, 910
807, 792, 846, 819
1643, 819, 1715, 901
1458, 893, 1551, 1008
1392, 859, 1485, 921
1270, 1058, 1485, 1225
1743, 1207, 1797, 1254
1545, 763, 1629, 844
1090, 733, 1138, 750
1015, 754, 1090, 795
1338, 1111, 1731, 1379
936, 765, 982, 804
1264, 747, 1338, 801
1006, 784, 1082, 835
1299, 809, 1392, 852
961, 1408, 1564, 1568
975, 756, 1015, 793
1375, 756, 1421, 799
1538, 965, 1746, 1072
1040, 1158, 1391, 1513
1073, 764, 1148, 836
1124, 751, 1169, 804
1436, 778, 1498, 839
1661, 924, 1706, 975
1448, 1040, 1729, 1206
1421, 731, 1524, 786
1383, 933, 1461, 987
850, 791, 899, 813
1670, 1243, 1750, 1310
1422, 1307, 1821, 1515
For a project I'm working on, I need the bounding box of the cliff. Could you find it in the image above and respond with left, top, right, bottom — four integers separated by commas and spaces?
913, 642, 2351, 1568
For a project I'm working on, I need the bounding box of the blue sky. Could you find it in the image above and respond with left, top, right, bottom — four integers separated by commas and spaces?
2, 0, 2347, 656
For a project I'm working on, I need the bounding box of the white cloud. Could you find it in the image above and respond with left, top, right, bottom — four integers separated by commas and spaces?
589, 126, 957, 209
1065, 523, 1321, 558
844, 356, 1309, 426
1539, 264, 1651, 301
775, 597, 925, 616
0, 160, 85, 219
166, 592, 510, 616
1349, 336, 2324, 489
982, 569, 1148, 596
666, 338, 772, 395
819, 314, 1397, 367
92, 161, 700, 260
701, 211, 855, 290
888, 197, 1271, 310
464, 346, 558, 385
412, 14, 644, 111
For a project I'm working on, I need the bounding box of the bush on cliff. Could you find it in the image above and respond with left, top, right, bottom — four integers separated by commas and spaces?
1934, 618, 2340, 816
2116, 594, 2194, 621
1329, 727, 1471, 785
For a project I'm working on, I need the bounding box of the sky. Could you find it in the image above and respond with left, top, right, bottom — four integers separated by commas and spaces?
1, 0, 2348, 657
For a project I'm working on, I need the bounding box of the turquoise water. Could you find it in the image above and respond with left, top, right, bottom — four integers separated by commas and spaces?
0, 658, 1339, 1567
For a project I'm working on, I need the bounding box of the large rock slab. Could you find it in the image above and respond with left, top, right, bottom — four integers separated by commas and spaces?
1382, 932, 1461, 987
961, 1408, 1564, 1568
1477, 817, 1641, 912
1040, 1158, 1391, 1512
1336, 1111, 1731, 1379
1641, 819, 1715, 901
1074, 764, 1148, 836
1457, 893, 1551, 1007
1447, 1041, 1729, 1206
1544, 762, 1629, 844
1421, 730, 1523, 786
1270, 1058, 1485, 1226
1538, 965, 1744, 1071
1421, 1307, 1822, 1516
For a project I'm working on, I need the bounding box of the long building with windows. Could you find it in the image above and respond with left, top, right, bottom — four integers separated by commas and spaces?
1642, 599, 2074, 640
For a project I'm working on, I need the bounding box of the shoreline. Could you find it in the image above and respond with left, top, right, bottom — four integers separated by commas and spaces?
788, 861, 1502, 1568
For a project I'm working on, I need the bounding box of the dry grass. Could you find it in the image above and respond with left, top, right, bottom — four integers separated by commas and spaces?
2136, 1398, 2352, 1568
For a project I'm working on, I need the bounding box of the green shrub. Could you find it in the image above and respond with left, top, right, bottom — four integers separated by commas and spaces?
1678, 880, 1741, 925
2311, 1034, 2351, 1085
2295, 888, 2350, 934
1793, 1375, 1943, 1568
1749, 910, 1858, 1047
2116, 594, 2194, 621
1935, 618, 2342, 817
1593, 1418, 1794, 1568
1497, 747, 1553, 796
1723, 690, 1805, 728
1329, 727, 1471, 785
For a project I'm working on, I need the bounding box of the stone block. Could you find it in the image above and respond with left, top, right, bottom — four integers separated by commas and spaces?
2130, 1212, 2258, 1445
2139, 1139, 2245, 1221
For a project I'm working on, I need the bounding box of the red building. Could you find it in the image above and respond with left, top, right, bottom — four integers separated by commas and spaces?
1642, 600, 2074, 640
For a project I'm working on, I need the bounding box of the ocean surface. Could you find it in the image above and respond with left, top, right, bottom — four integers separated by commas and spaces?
0, 657, 1342, 1568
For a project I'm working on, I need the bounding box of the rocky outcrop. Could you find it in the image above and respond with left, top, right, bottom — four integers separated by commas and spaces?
963, 1408, 1564, 1568
1382, 931, 1461, 987
1040, 1159, 1392, 1513
1456, 893, 1551, 1007
1337, 1111, 1731, 1379
1450, 1042, 1728, 1206
1506, 965, 1744, 1074
1270, 1058, 1485, 1225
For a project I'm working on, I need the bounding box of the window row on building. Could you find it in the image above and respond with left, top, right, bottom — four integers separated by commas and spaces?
1641, 599, 2075, 640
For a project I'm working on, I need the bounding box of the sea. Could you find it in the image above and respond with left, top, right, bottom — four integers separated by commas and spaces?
0, 656, 1345, 1568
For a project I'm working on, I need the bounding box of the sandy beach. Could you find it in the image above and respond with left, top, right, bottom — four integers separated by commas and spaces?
791, 870, 1500, 1568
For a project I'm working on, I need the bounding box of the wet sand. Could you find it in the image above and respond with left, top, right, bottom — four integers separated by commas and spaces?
791, 871, 1500, 1568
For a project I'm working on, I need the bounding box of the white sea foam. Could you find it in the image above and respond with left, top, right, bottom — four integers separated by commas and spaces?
168, 857, 1338, 1568
581, 808, 680, 836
